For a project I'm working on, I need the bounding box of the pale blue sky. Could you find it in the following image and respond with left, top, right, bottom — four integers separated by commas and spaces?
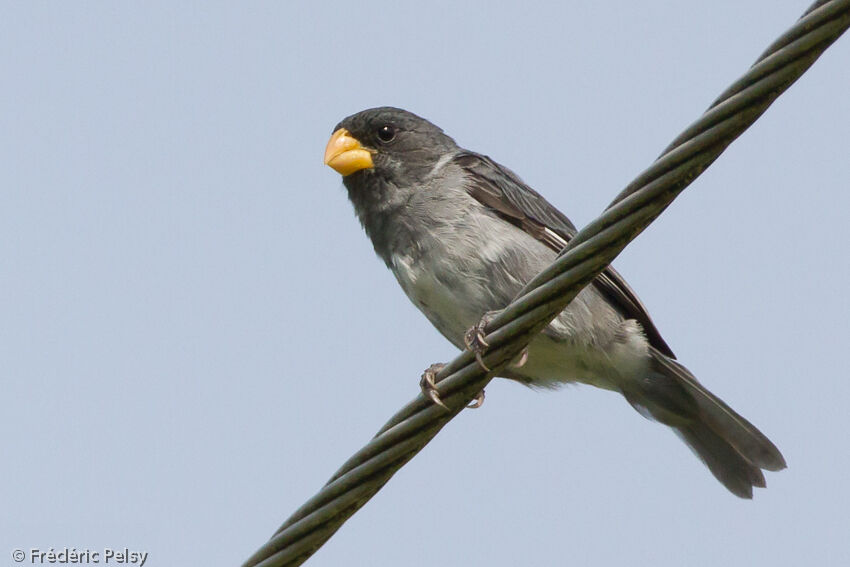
2, 2, 849, 566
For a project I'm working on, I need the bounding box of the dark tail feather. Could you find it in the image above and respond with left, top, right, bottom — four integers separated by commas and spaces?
676, 421, 766, 499
624, 347, 786, 498
649, 349, 786, 472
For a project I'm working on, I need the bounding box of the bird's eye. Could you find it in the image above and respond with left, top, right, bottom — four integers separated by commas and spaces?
377, 124, 396, 143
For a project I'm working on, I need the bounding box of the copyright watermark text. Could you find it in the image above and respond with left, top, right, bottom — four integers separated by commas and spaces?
11, 548, 147, 566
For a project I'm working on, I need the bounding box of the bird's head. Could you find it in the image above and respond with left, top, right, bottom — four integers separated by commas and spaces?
324, 107, 458, 190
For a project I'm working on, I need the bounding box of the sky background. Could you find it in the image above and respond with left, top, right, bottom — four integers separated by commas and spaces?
2, 2, 849, 566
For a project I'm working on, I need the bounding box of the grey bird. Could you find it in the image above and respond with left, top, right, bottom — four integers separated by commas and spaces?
323, 106, 786, 498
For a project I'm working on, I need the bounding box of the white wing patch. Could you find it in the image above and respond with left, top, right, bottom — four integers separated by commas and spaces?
543, 226, 568, 249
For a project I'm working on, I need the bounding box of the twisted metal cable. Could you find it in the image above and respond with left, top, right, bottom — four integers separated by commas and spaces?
243, 2, 850, 566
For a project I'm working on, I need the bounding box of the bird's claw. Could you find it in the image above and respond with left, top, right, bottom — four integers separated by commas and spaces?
464, 311, 496, 371
514, 346, 529, 368
420, 363, 449, 410
420, 363, 487, 410
467, 389, 486, 409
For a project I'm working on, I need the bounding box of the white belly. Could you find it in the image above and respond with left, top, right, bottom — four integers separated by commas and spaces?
390, 251, 651, 391
390, 252, 484, 348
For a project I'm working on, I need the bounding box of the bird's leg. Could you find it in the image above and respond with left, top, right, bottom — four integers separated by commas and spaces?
420, 362, 486, 410
464, 310, 498, 371
458, 310, 500, 409
422, 310, 498, 410
420, 363, 449, 410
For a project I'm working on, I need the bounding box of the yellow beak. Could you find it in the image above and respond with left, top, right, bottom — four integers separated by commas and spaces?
323, 128, 374, 176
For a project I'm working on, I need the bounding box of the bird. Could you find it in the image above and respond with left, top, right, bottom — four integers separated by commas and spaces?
323, 106, 786, 498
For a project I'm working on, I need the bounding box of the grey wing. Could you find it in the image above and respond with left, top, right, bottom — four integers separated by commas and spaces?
454, 151, 676, 359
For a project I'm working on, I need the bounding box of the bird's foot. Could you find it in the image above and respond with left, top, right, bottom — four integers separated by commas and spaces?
464, 311, 498, 371
420, 363, 449, 410
420, 363, 487, 410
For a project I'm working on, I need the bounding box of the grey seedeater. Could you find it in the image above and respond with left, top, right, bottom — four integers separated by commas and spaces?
323, 106, 785, 498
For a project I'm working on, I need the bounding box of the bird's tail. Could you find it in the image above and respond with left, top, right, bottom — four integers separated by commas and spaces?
622, 348, 786, 498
